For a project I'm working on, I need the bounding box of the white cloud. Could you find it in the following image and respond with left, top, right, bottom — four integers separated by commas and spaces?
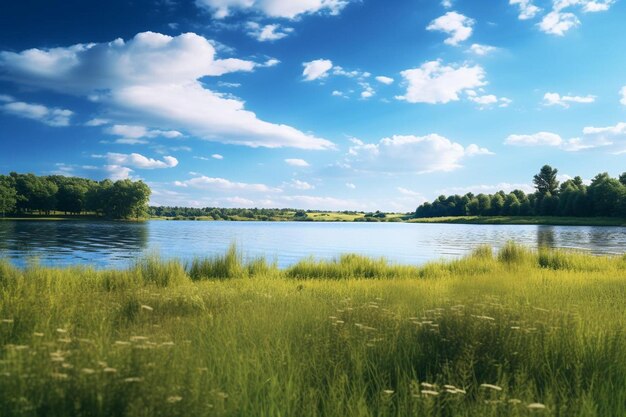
620, 86, 626, 105
195, 0, 352, 19
85, 118, 109, 126
104, 165, 134, 181
288, 179, 315, 190
212, 153, 224, 159
426, 12, 474, 46
538, 11, 580, 35
360, 83, 374, 99
510, 0, 541, 19
396, 60, 486, 104
174, 175, 281, 192
397, 187, 424, 197
302, 59, 334, 81
103, 152, 179, 169
105, 124, 183, 144
580, 122, 626, 153
466, 143, 495, 155
345, 182, 356, 189
347, 134, 492, 174
285, 158, 310, 167
442, 0, 453, 8
469, 43, 497, 56
0, 94, 13, 102
504, 129, 607, 152
466, 91, 512, 109
536, 1, 614, 36
542, 92, 595, 107
375, 76, 394, 85
246, 22, 294, 41
1, 99, 73, 127
0, 32, 333, 150
505, 132, 564, 146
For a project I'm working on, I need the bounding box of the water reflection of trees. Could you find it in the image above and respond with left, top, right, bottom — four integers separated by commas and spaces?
536, 226, 556, 248
0, 220, 148, 255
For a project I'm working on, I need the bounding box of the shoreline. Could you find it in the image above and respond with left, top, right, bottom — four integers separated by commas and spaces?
2, 214, 626, 227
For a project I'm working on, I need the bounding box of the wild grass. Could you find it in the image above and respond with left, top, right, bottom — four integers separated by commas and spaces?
1, 244, 626, 416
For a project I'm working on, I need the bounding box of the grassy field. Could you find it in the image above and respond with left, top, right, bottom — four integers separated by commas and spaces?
410, 215, 626, 227
2, 244, 626, 416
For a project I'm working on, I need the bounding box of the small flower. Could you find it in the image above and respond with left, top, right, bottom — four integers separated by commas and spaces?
421, 390, 439, 397
383, 390, 394, 395
480, 383, 502, 391
141, 305, 154, 311
527, 403, 546, 410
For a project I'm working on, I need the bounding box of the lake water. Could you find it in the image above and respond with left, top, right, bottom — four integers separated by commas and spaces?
0, 220, 625, 268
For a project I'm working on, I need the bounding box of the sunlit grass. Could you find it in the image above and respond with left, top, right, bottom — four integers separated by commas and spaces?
1, 244, 626, 416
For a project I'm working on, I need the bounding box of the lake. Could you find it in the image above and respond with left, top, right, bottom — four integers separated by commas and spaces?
0, 220, 625, 268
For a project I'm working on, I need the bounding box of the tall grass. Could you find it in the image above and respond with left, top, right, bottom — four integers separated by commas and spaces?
1, 244, 626, 416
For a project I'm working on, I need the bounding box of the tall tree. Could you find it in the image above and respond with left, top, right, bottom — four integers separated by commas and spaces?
533, 165, 559, 196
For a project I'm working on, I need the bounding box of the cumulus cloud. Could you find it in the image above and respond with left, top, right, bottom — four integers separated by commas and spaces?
285, 158, 310, 167
345, 182, 356, 189
468, 43, 497, 56
375, 76, 394, 85
102, 152, 179, 169
302, 59, 334, 81
620, 86, 626, 105
104, 165, 134, 181
542, 92, 595, 107
538, 11, 580, 35
396, 60, 486, 104
510, 0, 541, 19
195, 0, 352, 19
212, 154, 224, 159
1, 98, 73, 127
504, 124, 626, 153
426, 12, 474, 46
174, 175, 281, 192
347, 134, 492, 174
537, 0, 614, 36
246, 22, 294, 41
0, 32, 333, 150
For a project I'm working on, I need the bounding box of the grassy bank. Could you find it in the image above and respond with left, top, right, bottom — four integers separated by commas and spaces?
2, 245, 626, 416
410, 215, 626, 226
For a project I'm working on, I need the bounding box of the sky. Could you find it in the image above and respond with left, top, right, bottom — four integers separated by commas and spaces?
1, 0, 625, 212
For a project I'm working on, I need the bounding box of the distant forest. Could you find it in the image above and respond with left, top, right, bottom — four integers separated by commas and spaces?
0, 173, 151, 219
415, 166, 626, 218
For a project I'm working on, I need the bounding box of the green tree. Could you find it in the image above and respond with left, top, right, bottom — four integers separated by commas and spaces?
0, 177, 18, 216
587, 173, 624, 217
533, 165, 559, 196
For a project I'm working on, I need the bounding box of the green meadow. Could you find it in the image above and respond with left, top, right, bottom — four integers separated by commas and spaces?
2, 244, 626, 416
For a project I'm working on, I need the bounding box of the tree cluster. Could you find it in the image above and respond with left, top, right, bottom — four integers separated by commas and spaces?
414, 166, 626, 219
0, 173, 151, 219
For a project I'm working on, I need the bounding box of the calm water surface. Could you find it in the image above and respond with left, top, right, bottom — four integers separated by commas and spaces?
0, 220, 625, 268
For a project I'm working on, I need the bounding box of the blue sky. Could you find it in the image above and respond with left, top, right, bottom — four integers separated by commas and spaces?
1, 0, 625, 211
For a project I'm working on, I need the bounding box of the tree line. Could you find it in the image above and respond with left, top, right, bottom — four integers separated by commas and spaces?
0, 173, 151, 219
414, 166, 626, 218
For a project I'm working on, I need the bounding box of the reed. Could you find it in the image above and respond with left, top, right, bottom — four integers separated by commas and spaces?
1, 244, 626, 416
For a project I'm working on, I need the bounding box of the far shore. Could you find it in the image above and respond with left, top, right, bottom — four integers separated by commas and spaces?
409, 215, 626, 227
2, 213, 626, 227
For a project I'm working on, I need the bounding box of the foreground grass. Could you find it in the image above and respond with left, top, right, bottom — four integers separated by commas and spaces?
2, 245, 626, 416
410, 215, 626, 227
